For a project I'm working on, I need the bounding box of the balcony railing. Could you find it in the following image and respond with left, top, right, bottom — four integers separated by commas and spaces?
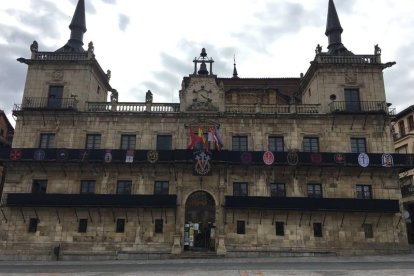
315, 54, 381, 64
87, 102, 180, 112
33, 51, 89, 61
1, 148, 413, 169
225, 104, 320, 114
329, 101, 393, 114
393, 126, 414, 141
14, 97, 78, 111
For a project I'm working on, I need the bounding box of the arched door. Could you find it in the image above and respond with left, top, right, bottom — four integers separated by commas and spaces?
184, 191, 215, 251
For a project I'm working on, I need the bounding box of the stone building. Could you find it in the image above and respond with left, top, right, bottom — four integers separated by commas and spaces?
0, 109, 14, 202
392, 105, 414, 244
0, 0, 412, 260
0, 110, 13, 149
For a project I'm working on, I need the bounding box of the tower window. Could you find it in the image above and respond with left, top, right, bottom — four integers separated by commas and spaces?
154, 219, 163, 233
28, 218, 39, 233
116, 219, 125, 233
78, 219, 88, 233
237, 221, 246, 234
39, 133, 55, 148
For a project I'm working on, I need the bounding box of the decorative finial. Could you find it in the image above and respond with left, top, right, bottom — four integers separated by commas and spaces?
232, 54, 239, 79
30, 41, 38, 53
145, 90, 153, 103
106, 70, 111, 81
110, 89, 118, 102
374, 44, 381, 55
315, 44, 322, 54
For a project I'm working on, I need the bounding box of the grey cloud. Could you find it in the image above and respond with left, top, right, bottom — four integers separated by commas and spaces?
101, 0, 117, 4
0, 45, 27, 114
384, 44, 414, 112
118, 14, 130, 31
232, 2, 324, 53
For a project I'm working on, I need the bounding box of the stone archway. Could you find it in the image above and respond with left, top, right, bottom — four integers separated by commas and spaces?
184, 191, 216, 251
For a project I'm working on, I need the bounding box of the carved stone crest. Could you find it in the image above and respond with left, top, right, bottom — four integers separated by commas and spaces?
52, 70, 64, 81
345, 71, 357, 84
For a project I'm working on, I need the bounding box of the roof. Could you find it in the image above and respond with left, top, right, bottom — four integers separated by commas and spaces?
0, 110, 14, 131
393, 105, 414, 120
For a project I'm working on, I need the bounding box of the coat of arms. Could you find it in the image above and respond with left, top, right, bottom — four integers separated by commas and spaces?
194, 151, 211, 175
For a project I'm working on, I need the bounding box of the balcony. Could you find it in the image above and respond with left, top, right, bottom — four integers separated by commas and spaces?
393, 126, 414, 141
4, 193, 177, 208
1, 148, 413, 170
224, 196, 399, 213
13, 97, 78, 111
329, 101, 394, 115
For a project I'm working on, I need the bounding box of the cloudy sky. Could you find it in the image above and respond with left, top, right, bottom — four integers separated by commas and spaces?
1, 0, 413, 124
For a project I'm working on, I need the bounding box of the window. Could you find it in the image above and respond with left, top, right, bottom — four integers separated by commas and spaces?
268, 136, 284, 152
307, 183, 322, 198
356, 185, 372, 199
233, 182, 248, 196
344, 88, 360, 112
303, 137, 319, 152
275, 221, 285, 236
31, 180, 47, 194
28, 218, 39, 233
85, 134, 101, 149
351, 138, 367, 153
154, 219, 163, 233
116, 219, 125, 233
120, 135, 136, 150
363, 223, 373, 238
78, 219, 88, 233
237, 220, 245, 234
156, 135, 172, 150
396, 145, 408, 154
39, 133, 55, 148
313, 222, 323, 237
154, 181, 169, 195
399, 121, 406, 137
408, 116, 414, 131
80, 180, 95, 194
270, 183, 286, 197
117, 180, 132, 195
232, 136, 248, 151
47, 85, 63, 108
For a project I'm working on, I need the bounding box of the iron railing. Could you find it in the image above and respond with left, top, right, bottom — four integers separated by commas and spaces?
328, 101, 393, 114
14, 97, 78, 111
393, 126, 414, 141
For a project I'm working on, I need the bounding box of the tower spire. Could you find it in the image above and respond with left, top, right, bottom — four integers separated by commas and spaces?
232, 55, 239, 79
56, 0, 87, 52
325, 0, 352, 55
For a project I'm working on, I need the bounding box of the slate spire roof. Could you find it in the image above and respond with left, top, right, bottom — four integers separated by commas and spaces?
325, 0, 352, 55
56, 0, 87, 52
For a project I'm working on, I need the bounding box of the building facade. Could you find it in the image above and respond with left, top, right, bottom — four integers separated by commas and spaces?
0, 0, 412, 260
392, 105, 414, 243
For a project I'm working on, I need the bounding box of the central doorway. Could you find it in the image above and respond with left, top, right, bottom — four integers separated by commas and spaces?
184, 191, 216, 252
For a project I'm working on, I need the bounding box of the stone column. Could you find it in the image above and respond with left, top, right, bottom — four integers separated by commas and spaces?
216, 173, 227, 255
171, 170, 183, 255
